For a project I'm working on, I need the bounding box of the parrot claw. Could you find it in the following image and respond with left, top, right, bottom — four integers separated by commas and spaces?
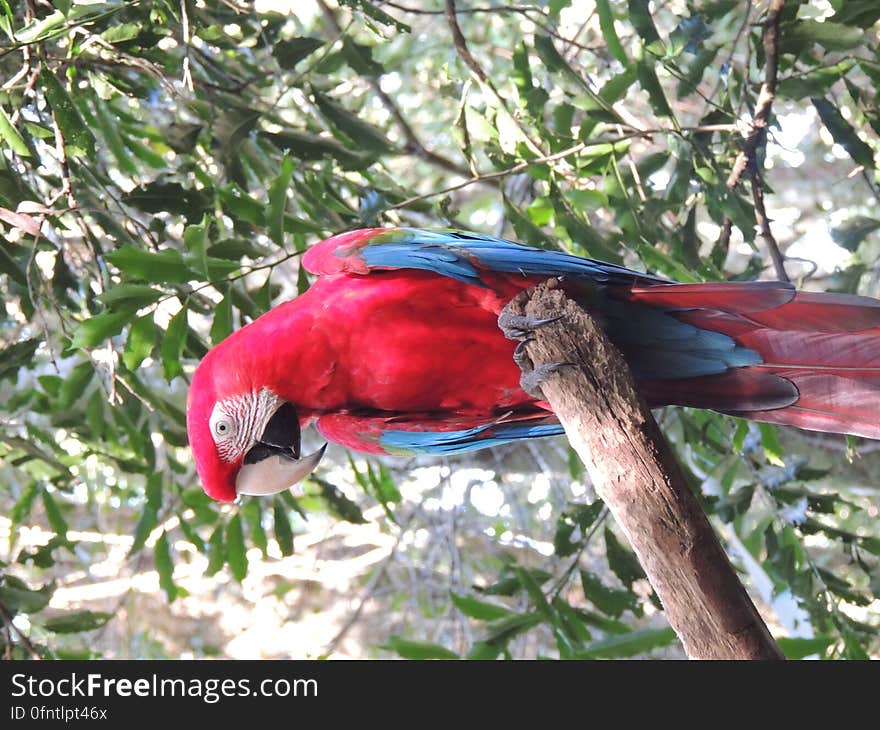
519, 362, 576, 399
513, 339, 534, 369
498, 312, 564, 340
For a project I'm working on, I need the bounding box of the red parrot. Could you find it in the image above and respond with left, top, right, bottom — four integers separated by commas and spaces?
186, 227, 880, 502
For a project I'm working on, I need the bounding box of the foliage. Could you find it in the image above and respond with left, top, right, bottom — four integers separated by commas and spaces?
1, 0, 879, 659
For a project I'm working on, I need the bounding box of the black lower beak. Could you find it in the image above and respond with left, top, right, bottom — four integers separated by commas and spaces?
243, 401, 302, 465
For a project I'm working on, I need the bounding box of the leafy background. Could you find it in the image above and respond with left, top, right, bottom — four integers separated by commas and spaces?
1, 0, 879, 659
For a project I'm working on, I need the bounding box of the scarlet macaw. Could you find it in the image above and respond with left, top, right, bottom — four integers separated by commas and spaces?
186, 228, 880, 502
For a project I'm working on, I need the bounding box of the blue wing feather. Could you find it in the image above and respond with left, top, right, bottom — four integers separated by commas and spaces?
358, 229, 666, 287
379, 420, 565, 455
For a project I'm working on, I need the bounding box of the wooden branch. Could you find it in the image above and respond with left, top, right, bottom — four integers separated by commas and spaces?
501, 280, 784, 660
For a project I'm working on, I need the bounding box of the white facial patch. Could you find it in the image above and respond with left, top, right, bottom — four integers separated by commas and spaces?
210, 389, 284, 462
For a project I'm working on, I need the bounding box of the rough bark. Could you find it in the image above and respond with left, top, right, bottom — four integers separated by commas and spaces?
501, 280, 784, 660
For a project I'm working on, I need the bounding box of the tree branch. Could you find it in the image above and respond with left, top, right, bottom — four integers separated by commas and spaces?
0, 601, 42, 659
444, 0, 545, 156
318, 0, 475, 180
500, 280, 784, 660
724, 0, 789, 282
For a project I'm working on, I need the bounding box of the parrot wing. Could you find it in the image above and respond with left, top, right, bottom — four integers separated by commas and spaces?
302, 227, 669, 287
314, 411, 564, 456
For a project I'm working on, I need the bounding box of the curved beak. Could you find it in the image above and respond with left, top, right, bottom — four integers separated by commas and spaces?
234, 400, 327, 497
236, 444, 327, 496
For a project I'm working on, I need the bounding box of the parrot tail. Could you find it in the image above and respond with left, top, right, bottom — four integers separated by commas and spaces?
625, 283, 880, 440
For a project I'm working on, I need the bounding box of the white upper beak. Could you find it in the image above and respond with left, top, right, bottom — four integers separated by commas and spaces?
235, 444, 327, 496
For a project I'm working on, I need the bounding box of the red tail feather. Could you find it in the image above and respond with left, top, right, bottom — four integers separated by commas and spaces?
636, 285, 880, 440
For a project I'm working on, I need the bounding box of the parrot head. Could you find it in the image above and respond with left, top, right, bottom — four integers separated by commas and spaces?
186, 342, 326, 502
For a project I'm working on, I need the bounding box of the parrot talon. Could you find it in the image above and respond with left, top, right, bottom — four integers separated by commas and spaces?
520, 362, 576, 399
498, 312, 564, 340
513, 339, 534, 369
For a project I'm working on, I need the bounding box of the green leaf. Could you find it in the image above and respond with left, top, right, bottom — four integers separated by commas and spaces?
101, 22, 140, 44
121, 182, 211, 223
481, 568, 553, 596
58, 361, 93, 409
129, 476, 161, 556
0, 338, 40, 381
635, 58, 674, 119
637, 243, 699, 282
338, 0, 411, 33
480, 610, 544, 645
758, 423, 785, 467
782, 20, 865, 53
580, 570, 641, 618
317, 480, 367, 524
575, 627, 678, 658
313, 91, 393, 155
0, 577, 52, 614
812, 97, 875, 170
596, 0, 627, 64
209, 292, 233, 345
70, 310, 131, 349
384, 636, 458, 660
123, 313, 157, 371
97, 284, 163, 310
11, 481, 39, 534
226, 514, 248, 582
604, 527, 646, 589
264, 128, 371, 169
41, 70, 95, 158
160, 304, 188, 381
268, 155, 295, 247
776, 59, 856, 100
242, 499, 268, 557
95, 100, 137, 175
41, 490, 68, 536
341, 38, 385, 76
512, 566, 553, 619
129, 506, 158, 557
551, 596, 593, 646
830, 1, 880, 28
273, 499, 295, 556
450, 592, 515, 621
0, 106, 30, 156
205, 525, 225, 576
831, 216, 880, 250
273, 37, 324, 69
183, 220, 209, 278
105, 246, 197, 284
154, 530, 177, 602
627, 0, 661, 46
776, 635, 835, 660
43, 610, 112, 633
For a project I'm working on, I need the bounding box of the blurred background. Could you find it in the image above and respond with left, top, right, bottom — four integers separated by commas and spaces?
1, 0, 879, 659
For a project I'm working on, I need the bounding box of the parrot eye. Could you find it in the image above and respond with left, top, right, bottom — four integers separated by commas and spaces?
209, 406, 235, 442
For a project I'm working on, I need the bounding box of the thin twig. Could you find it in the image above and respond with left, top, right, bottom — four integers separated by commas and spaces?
727, 0, 784, 189
0, 601, 42, 659
444, 0, 545, 156
749, 168, 788, 281
318, 0, 475, 181
549, 507, 609, 598
323, 512, 414, 654
390, 140, 587, 210
724, 0, 789, 282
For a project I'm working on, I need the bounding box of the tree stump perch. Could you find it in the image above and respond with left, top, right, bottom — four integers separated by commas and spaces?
500, 279, 784, 660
